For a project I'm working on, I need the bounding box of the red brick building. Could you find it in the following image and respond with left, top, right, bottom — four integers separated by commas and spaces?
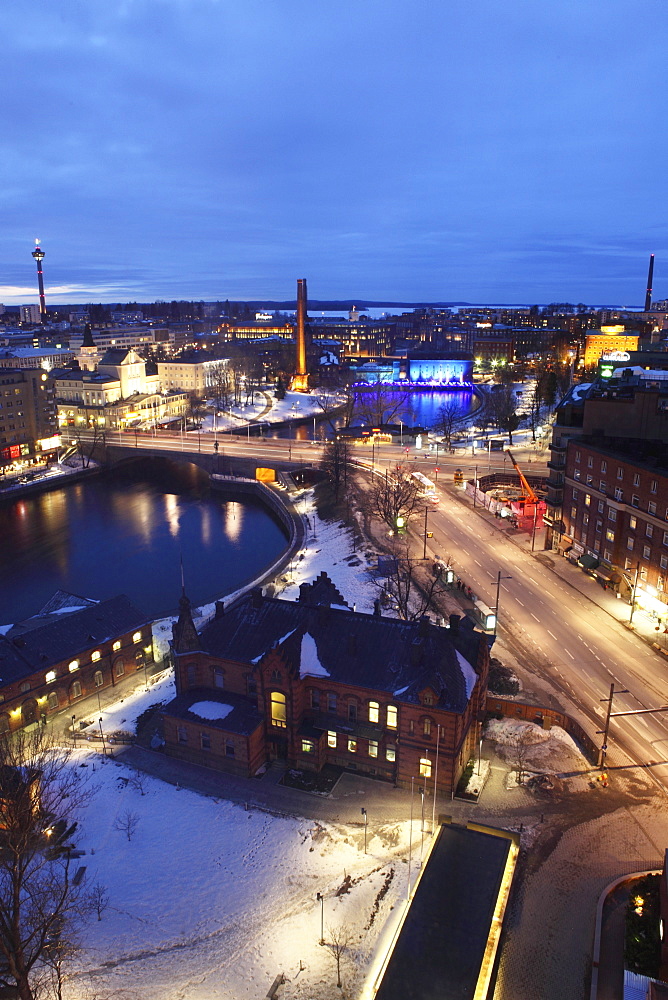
560, 437, 668, 618
0, 591, 153, 733
162, 573, 490, 795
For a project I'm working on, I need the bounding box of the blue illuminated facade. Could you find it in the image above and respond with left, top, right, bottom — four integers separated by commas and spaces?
352, 355, 474, 389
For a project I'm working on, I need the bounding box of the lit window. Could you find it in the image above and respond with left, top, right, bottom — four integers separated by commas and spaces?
327, 731, 337, 748
419, 757, 432, 778
386, 705, 397, 729
584, 494, 591, 507
270, 691, 287, 729
302, 740, 315, 754
423, 718, 432, 737
45, 670, 56, 685
386, 745, 396, 762
368, 740, 378, 757
133, 632, 142, 644
68, 659, 79, 672
605, 529, 615, 542
348, 739, 357, 753
91, 650, 100, 662
368, 701, 379, 724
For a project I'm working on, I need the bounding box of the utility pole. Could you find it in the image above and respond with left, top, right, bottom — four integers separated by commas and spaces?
423, 506, 429, 560
629, 561, 641, 625
597, 682, 628, 769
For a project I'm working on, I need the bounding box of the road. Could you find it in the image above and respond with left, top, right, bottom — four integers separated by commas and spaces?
68, 428, 668, 789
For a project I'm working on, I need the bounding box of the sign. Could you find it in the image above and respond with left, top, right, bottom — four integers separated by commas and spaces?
601, 350, 631, 362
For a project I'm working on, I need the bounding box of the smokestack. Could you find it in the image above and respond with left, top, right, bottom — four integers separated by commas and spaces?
645, 253, 655, 311
293, 278, 308, 389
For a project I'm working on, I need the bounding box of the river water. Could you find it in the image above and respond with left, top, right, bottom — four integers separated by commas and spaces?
0, 459, 289, 625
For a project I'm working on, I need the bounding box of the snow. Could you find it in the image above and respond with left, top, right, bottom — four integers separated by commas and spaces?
299, 632, 330, 678
82, 671, 176, 736
0, 624, 12, 636
455, 649, 478, 698
393, 685, 409, 696
189, 701, 234, 721
196, 388, 345, 436
65, 747, 416, 1000
251, 628, 298, 663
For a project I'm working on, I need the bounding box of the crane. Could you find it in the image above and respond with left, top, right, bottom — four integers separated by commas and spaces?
505, 449, 538, 506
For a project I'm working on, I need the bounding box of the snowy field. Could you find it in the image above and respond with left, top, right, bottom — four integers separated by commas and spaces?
67, 748, 414, 1000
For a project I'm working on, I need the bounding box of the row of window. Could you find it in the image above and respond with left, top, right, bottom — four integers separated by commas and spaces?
177, 727, 237, 756
575, 452, 661, 494
301, 733, 434, 777
308, 690, 400, 727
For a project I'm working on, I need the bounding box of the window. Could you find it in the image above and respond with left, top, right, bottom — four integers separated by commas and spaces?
246, 674, 257, 696
629, 515, 637, 530
583, 513, 589, 526
640, 567, 648, 582
419, 757, 432, 778
633, 473, 640, 487
627, 537, 634, 551
644, 545, 651, 560
94, 670, 103, 688
608, 509, 616, 522
91, 650, 101, 662
19, 681, 30, 693
45, 670, 56, 685
604, 549, 612, 562
587, 456, 593, 468
348, 739, 357, 753
595, 520, 602, 533
368, 701, 379, 724
47, 691, 58, 710
651, 480, 658, 494
386, 705, 397, 729
270, 692, 287, 729
649, 502, 657, 516
133, 631, 142, 644
310, 689, 320, 710
586, 476, 593, 486
423, 692, 433, 706
632, 495, 640, 508
661, 555, 668, 570
70, 680, 82, 699
408, 720, 415, 736
327, 731, 337, 748
348, 702, 357, 722
68, 659, 79, 672
115, 659, 125, 677
327, 693, 337, 713
646, 524, 654, 538
271, 669, 282, 682
572, 488, 580, 500
575, 450, 581, 462
599, 483, 606, 495
617, 467, 623, 480
571, 507, 577, 520
597, 500, 605, 512
625, 557, 633, 570
213, 668, 225, 689
177, 726, 188, 744
301, 740, 315, 754
423, 718, 432, 737
113, 641, 121, 651
368, 740, 378, 757
386, 745, 396, 762
614, 488, 623, 501
574, 469, 581, 481
664, 532, 668, 547
659, 576, 665, 592
200, 732, 211, 750
584, 494, 591, 506
605, 529, 615, 542
601, 460, 607, 473
226, 741, 235, 757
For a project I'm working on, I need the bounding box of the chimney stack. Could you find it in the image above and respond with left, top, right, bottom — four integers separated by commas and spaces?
645, 254, 655, 311
293, 278, 308, 390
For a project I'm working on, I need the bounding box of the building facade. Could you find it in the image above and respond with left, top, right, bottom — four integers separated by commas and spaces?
583, 327, 640, 367
0, 367, 59, 470
162, 574, 489, 795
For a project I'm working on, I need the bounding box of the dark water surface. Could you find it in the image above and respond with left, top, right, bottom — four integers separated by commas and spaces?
0, 459, 289, 624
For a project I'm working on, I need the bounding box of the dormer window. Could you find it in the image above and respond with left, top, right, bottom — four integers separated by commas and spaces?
68, 660, 79, 673
91, 650, 101, 662
422, 692, 433, 706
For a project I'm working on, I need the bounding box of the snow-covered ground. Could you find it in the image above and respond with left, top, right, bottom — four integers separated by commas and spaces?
67, 747, 415, 1000
484, 717, 587, 775
196, 389, 344, 436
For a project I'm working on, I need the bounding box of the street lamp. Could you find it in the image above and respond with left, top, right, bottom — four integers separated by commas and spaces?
361, 807, 368, 854
423, 506, 430, 560
316, 892, 324, 945
494, 571, 512, 636
629, 561, 641, 626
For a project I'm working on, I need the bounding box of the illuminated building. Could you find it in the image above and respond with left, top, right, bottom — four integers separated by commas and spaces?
0, 367, 58, 470
583, 326, 639, 367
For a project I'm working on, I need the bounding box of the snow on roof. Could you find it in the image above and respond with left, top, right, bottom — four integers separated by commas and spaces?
393, 684, 409, 696
299, 632, 330, 678
250, 627, 298, 663
189, 701, 234, 721
455, 650, 477, 698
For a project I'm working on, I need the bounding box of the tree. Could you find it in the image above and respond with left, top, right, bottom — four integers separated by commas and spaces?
507, 725, 541, 783
352, 384, 414, 429
0, 728, 94, 1000
327, 923, 352, 989
113, 810, 140, 842
373, 545, 448, 621
491, 384, 521, 444
321, 438, 352, 503
360, 466, 427, 533
434, 400, 463, 451
90, 882, 109, 921
187, 393, 207, 429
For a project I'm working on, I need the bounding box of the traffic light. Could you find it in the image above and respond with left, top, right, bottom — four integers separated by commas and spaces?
395, 515, 406, 535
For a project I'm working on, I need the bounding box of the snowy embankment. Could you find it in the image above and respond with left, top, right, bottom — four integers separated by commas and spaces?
71, 752, 414, 1000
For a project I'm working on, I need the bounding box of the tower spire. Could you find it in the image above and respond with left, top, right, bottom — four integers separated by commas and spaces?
645, 253, 655, 311
31, 240, 47, 321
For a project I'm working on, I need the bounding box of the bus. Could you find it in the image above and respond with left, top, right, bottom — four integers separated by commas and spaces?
411, 471, 439, 503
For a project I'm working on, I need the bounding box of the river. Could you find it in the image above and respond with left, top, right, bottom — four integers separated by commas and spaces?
0, 459, 289, 624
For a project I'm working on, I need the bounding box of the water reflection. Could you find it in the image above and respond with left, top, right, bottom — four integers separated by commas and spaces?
0, 459, 288, 623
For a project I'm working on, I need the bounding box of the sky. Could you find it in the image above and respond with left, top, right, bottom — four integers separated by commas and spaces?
2, 0, 667, 306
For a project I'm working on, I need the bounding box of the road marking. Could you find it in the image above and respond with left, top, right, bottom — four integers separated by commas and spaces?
516, 598, 524, 606
528, 577, 538, 585
565, 649, 575, 659
547, 630, 557, 639
531, 613, 540, 621
474, 559, 482, 567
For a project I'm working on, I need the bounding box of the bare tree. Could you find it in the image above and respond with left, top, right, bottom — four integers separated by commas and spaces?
433, 400, 462, 451
90, 882, 110, 921
113, 810, 140, 842
128, 773, 148, 797
327, 923, 352, 989
373, 545, 447, 621
321, 438, 352, 502
352, 384, 413, 429
360, 466, 427, 533
491, 384, 521, 444
507, 726, 541, 783
0, 728, 94, 1000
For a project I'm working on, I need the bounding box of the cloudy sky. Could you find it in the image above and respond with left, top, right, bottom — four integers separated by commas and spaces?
2, 0, 666, 306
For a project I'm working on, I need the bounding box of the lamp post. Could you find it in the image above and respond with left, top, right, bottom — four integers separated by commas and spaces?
316, 892, 324, 945
423, 506, 429, 560
98, 717, 107, 756
361, 807, 368, 854
629, 561, 641, 625
71, 714, 76, 745
494, 571, 512, 636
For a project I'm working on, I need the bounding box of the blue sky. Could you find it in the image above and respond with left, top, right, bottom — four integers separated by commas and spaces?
2, 0, 666, 306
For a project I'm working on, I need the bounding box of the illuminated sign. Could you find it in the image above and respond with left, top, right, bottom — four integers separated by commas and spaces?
601, 351, 631, 362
